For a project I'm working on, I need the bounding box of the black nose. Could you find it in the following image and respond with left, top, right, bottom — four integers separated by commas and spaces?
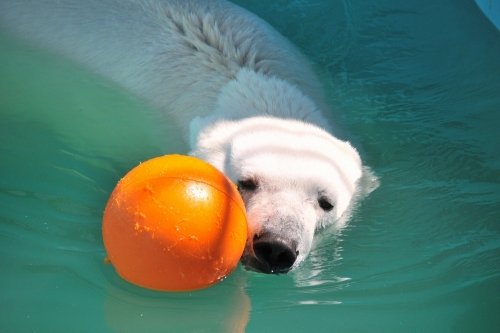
253, 232, 298, 274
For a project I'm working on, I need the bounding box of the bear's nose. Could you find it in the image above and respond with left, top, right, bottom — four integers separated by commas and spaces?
253, 232, 298, 273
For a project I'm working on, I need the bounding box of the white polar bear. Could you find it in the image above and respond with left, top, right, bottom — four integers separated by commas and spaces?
0, 0, 377, 273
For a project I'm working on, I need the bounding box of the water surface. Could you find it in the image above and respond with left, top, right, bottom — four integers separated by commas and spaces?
1, 0, 499, 332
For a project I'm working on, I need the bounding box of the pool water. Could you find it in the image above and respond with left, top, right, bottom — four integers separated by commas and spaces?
1, 0, 499, 332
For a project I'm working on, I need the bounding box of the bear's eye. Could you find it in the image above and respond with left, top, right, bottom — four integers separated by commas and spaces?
237, 178, 258, 192
318, 197, 334, 212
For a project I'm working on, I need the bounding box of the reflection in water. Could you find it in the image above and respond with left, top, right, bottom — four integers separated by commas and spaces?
103, 267, 251, 333
292, 226, 350, 307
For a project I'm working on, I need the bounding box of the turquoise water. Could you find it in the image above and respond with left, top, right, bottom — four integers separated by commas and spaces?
1, 0, 499, 332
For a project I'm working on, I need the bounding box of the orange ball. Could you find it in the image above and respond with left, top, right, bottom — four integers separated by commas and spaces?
102, 154, 247, 291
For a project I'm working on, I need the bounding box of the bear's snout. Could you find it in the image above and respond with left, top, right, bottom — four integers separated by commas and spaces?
252, 232, 298, 274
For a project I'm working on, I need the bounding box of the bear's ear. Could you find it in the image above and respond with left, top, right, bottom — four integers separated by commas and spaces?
359, 166, 380, 197
189, 115, 214, 150
188, 118, 238, 174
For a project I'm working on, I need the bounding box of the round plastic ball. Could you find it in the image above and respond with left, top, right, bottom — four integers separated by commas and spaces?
102, 154, 247, 291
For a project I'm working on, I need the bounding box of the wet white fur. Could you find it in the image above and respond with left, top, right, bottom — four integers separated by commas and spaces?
0, 0, 376, 268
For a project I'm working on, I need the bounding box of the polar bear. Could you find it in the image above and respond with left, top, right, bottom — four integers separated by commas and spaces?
0, 0, 376, 273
